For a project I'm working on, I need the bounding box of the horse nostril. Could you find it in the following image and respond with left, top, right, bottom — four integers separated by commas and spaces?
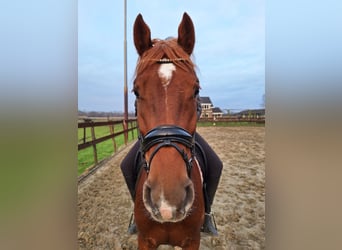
145, 184, 151, 193
185, 184, 191, 194
143, 182, 161, 217
143, 183, 152, 203
184, 182, 194, 205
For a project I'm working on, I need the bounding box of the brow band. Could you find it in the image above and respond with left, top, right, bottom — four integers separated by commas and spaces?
141, 58, 188, 64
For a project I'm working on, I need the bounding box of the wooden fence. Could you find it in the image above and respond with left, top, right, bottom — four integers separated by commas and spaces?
78, 117, 263, 169
199, 117, 265, 124
78, 119, 138, 165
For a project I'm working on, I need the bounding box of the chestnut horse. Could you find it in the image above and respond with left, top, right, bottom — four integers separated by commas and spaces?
132, 13, 205, 249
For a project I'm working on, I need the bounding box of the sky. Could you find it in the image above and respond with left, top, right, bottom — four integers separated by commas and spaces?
78, 0, 265, 113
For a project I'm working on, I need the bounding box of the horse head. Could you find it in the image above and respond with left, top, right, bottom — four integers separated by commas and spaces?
133, 13, 200, 223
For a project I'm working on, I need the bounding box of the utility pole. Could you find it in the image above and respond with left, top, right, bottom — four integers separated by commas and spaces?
123, 0, 128, 144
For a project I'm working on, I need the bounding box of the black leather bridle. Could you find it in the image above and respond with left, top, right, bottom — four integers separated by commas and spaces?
138, 125, 195, 177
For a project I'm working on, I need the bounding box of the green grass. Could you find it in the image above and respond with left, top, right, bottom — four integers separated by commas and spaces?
78, 124, 138, 175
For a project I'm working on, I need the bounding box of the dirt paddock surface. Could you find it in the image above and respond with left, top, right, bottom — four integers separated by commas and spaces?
78, 127, 265, 249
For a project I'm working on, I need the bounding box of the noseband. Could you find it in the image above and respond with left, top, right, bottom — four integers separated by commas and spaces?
139, 125, 195, 177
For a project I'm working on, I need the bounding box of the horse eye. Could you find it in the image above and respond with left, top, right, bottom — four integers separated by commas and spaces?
193, 88, 199, 98
133, 89, 140, 98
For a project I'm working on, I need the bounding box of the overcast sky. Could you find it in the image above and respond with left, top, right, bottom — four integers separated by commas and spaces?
78, 0, 265, 112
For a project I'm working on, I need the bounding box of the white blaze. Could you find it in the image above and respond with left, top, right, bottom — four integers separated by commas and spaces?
159, 192, 176, 221
158, 63, 176, 87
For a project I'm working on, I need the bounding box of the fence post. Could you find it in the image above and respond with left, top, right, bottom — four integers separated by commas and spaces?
123, 119, 128, 145
109, 123, 117, 152
130, 120, 134, 139
91, 125, 98, 164
83, 127, 86, 144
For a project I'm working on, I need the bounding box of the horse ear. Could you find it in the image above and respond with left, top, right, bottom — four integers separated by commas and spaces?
177, 12, 195, 55
134, 14, 152, 56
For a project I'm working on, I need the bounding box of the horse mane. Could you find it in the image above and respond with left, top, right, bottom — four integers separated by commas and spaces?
135, 38, 196, 76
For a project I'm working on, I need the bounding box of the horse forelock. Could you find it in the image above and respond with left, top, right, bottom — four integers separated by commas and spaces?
135, 38, 196, 77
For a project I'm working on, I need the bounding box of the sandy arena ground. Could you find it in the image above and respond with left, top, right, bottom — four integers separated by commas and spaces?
78, 126, 265, 249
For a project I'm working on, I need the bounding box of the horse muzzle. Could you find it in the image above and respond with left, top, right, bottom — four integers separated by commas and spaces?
142, 181, 195, 223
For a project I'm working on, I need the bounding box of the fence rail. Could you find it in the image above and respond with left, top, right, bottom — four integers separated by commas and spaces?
78, 119, 138, 165
199, 117, 265, 123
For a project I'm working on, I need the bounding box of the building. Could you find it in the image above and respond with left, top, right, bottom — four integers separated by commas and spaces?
199, 97, 213, 118
199, 97, 223, 119
212, 107, 224, 119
